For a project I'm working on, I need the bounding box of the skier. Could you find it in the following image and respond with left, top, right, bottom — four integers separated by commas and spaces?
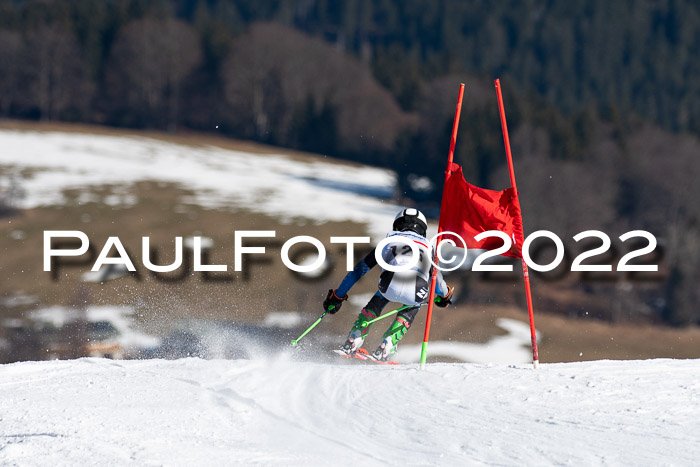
323, 208, 454, 362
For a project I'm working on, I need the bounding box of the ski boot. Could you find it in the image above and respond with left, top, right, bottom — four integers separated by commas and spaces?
338, 308, 377, 355
369, 313, 413, 362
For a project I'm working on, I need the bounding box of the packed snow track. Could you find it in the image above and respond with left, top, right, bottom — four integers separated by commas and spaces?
1, 357, 698, 465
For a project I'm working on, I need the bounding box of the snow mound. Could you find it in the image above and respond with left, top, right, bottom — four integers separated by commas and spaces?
1, 357, 698, 465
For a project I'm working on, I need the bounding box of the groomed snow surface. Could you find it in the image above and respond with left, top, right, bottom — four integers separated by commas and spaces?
1, 357, 698, 466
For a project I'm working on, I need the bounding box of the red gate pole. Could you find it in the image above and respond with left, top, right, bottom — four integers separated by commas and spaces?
494, 79, 540, 369
420, 83, 465, 369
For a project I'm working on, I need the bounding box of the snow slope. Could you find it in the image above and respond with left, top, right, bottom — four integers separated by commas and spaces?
1, 357, 698, 466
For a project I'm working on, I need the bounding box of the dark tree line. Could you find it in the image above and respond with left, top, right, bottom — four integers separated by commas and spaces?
1, 1, 697, 166
0, 0, 699, 326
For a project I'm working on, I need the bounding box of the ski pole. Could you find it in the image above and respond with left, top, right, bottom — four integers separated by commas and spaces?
360, 304, 423, 328
291, 311, 327, 346
360, 308, 400, 328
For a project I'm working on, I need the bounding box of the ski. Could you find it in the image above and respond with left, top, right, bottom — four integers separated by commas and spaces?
333, 348, 370, 361
333, 348, 399, 365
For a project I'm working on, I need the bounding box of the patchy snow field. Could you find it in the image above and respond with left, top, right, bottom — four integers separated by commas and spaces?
1, 128, 540, 364
0, 129, 399, 239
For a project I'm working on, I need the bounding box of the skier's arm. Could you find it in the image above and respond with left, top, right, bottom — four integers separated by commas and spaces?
434, 268, 449, 297
336, 248, 378, 297
434, 268, 454, 307
323, 249, 378, 314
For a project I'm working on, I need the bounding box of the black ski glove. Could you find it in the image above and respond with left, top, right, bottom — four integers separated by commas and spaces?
323, 289, 348, 314
435, 285, 454, 308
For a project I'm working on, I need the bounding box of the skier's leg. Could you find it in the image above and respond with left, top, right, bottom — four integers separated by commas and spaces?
339, 291, 389, 354
370, 305, 420, 361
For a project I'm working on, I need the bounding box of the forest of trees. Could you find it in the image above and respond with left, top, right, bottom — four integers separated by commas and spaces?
1, 0, 699, 326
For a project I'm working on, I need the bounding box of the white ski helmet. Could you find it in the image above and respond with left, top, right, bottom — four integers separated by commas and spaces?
393, 208, 428, 237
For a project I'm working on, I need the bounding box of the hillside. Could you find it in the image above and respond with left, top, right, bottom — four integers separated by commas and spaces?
3, 1, 700, 330
1, 357, 698, 465
2, 123, 700, 365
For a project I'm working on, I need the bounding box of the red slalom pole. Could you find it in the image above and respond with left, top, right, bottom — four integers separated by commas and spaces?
495, 79, 540, 369
420, 83, 465, 369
